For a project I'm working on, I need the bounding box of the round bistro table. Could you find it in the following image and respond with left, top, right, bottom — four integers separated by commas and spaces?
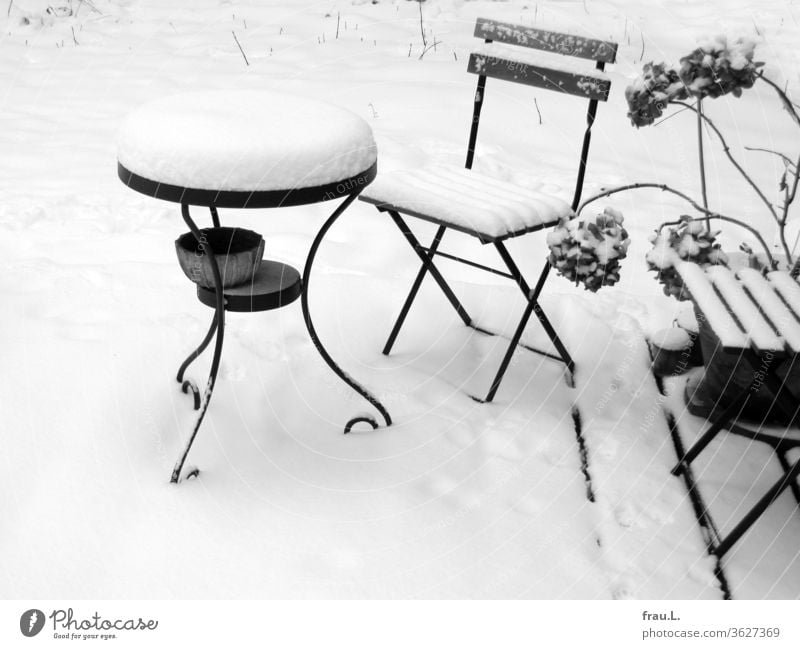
117, 90, 392, 483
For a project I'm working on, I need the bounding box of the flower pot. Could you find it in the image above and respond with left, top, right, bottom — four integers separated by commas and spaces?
674, 308, 704, 367
175, 227, 265, 289
691, 306, 800, 425
649, 327, 697, 377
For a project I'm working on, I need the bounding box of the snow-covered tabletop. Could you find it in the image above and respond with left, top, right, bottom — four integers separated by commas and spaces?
117, 90, 377, 207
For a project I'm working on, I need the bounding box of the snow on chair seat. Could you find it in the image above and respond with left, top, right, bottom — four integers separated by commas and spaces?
360, 165, 574, 243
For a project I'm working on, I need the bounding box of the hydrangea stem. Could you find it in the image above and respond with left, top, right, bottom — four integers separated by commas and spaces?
672, 100, 780, 228
696, 98, 710, 230
578, 182, 777, 268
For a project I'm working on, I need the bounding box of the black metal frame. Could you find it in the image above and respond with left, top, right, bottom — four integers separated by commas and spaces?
118, 161, 378, 209
368, 28, 611, 400
119, 162, 391, 483
672, 351, 800, 557
382, 210, 574, 401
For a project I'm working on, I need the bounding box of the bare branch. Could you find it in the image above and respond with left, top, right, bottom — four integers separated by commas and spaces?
578, 182, 778, 268
758, 72, 800, 126
745, 146, 794, 168
672, 100, 780, 226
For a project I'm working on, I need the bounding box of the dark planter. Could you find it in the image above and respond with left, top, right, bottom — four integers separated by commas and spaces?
674, 308, 704, 367
649, 327, 695, 377
175, 227, 265, 289
691, 306, 800, 425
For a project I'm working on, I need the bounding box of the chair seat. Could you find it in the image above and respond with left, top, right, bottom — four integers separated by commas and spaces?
359, 165, 574, 243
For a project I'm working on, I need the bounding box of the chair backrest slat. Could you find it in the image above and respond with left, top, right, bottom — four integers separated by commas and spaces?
474, 17, 617, 64
465, 18, 618, 208
467, 51, 611, 101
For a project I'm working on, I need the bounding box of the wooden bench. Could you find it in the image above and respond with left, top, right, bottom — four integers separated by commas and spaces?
671, 261, 800, 557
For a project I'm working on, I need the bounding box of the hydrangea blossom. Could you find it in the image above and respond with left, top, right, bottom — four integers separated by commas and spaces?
625, 62, 689, 127
547, 207, 630, 292
678, 35, 762, 99
646, 216, 729, 299
625, 35, 763, 127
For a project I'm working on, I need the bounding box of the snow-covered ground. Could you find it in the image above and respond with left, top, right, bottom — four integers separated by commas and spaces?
1, 0, 799, 599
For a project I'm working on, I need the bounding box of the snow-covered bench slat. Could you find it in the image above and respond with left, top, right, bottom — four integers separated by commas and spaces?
474, 17, 618, 63
740, 268, 800, 354
706, 266, 784, 352
768, 271, 800, 321
360, 165, 574, 243
677, 262, 800, 354
468, 43, 612, 101
676, 263, 749, 349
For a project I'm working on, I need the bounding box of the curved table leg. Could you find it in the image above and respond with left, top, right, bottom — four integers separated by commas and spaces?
176, 314, 218, 410
171, 203, 226, 483
302, 191, 392, 433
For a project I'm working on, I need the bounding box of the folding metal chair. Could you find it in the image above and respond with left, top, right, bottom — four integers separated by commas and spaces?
360, 18, 617, 401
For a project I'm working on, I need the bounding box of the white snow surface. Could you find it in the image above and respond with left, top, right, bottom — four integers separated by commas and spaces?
2, 0, 800, 601
118, 90, 377, 191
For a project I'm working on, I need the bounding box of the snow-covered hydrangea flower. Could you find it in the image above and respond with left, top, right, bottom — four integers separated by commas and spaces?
645, 215, 729, 299
625, 62, 689, 127
547, 207, 630, 292
678, 35, 762, 99
625, 35, 763, 127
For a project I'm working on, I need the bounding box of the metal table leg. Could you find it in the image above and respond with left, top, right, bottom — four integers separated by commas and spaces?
176, 314, 218, 410
301, 191, 392, 433
171, 203, 226, 483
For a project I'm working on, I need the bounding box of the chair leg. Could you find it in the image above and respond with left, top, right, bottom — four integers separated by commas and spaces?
530, 301, 575, 377
485, 297, 537, 403
671, 387, 752, 476
384, 224, 447, 355
384, 214, 472, 355
492, 245, 576, 390
715, 455, 800, 557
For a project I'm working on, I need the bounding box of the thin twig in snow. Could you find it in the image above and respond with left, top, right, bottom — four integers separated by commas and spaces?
336, 12, 340, 39
7, 0, 13, 18
418, 1, 427, 47
232, 31, 249, 66
418, 39, 442, 60
534, 97, 542, 124
71, 26, 79, 45
83, 0, 102, 14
